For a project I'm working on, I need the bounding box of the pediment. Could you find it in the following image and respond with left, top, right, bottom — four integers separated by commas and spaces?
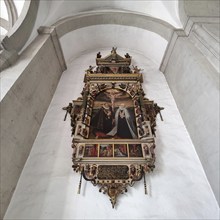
96, 47, 131, 67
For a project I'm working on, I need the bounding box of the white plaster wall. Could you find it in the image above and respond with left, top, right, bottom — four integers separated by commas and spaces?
0, 35, 64, 219
164, 37, 219, 205
4, 49, 219, 219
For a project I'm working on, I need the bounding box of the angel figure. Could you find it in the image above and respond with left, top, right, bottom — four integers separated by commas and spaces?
132, 65, 143, 74
85, 65, 95, 74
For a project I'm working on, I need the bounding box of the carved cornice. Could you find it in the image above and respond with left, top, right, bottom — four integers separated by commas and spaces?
84, 73, 143, 83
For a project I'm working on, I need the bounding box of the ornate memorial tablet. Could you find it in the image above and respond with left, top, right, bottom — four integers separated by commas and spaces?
63, 48, 163, 208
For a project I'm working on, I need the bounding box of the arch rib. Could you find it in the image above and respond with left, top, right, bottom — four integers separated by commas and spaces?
52, 11, 176, 41
4, 0, 18, 27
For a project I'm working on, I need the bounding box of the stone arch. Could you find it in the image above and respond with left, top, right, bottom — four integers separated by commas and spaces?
53, 10, 176, 42
0, 0, 39, 70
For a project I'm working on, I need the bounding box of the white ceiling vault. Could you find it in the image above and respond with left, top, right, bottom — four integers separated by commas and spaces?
44, 0, 181, 28
1, 0, 219, 72
60, 24, 168, 67
37, 0, 181, 67
12, 0, 218, 70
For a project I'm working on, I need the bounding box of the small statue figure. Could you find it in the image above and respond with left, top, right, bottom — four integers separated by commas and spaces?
154, 103, 164, 121
125, 53, 130, 58
111, 47, 117, 54
78, 145, 84, 157
130, 165, 136, 176
150, 143, 156, 159
84, 164, 97, 179
62, 102, 73, 121
86, 65, 95, 74
143, 144, 150, 156
132, 65, 143, 74
72, 144, 77, 158
97, 52, 102, 58
130, 164, 142, 181
111, 47, 117, 62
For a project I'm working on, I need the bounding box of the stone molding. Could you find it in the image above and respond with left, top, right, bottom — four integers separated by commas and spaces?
38, 26, 67, 72
53, 10, 175, 41
190, 23, 219, 72
4, 0, 18, 27
159, 16, 220, 73
0, 0, 39, 71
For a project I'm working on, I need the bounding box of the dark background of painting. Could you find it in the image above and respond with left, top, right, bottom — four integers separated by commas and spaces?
89, 88, 137, 139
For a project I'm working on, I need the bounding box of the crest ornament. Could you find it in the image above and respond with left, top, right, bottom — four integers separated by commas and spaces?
63, 48, 164, 208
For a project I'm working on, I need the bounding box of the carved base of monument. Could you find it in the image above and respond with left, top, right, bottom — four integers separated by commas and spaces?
73, 161, 154, 208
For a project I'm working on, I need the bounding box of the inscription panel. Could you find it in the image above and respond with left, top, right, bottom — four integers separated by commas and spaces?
98, 165, 129, 180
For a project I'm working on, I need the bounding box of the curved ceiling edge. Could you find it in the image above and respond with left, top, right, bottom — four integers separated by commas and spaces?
0, 0, 40, 72
59, 25, 168, 67
52, 10, 177, 41
178, 1, 188, 28
3, 0, 39, 51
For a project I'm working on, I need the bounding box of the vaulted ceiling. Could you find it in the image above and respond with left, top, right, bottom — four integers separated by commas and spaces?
30, 0, 181, 66
30, 0, 218, 66
1, 0, 219, 69
43, 0, 181, 28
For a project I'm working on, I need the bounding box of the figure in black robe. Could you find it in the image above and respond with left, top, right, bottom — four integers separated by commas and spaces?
117, 109, 133, 138
91, 103, 113, 135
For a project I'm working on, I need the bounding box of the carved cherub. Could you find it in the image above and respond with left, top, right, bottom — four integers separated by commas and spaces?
130, 164, 142, 181
84, 164, 97, 179
132, 65, 143, 74
85, 65, 95, 74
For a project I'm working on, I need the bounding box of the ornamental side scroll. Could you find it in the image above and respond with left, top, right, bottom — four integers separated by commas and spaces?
63, 48, 164, 208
